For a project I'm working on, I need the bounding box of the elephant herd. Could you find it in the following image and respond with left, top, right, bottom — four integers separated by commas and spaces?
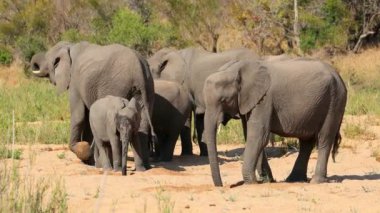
30, 41, 347, 187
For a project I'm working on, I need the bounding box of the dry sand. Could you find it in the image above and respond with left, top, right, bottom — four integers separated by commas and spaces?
6, 115, 380, 212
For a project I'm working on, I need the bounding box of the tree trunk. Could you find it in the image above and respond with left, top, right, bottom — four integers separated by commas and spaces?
293, 0, 302, 55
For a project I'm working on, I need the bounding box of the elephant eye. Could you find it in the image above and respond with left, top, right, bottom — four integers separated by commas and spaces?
53, 57, 60, 68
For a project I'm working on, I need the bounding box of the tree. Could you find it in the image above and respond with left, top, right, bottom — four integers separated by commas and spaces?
231, 0, 293, 54
346, 0, 380, 53
154, 0, 227, 52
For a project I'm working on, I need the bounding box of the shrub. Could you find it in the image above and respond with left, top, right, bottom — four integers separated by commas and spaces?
108, 8, 180, 55
15, 36, 46, 63
0, 46, 13, 65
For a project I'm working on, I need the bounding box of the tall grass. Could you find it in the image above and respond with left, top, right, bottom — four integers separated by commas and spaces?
0, 66, 69, 144
333, 48, 380, 116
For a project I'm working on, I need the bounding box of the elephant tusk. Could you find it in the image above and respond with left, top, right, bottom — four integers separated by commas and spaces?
217, 124, 222, 134
32, 70, 41, 74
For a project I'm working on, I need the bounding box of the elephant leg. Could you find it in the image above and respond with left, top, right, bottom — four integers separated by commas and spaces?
195, 113, 208, 156
153, 133, 166, 161
110, 134, 121, 171
94, 143, 102, 168
286, 138, 315, 182
241, 117, 273, 182
180, 115, 193, 155
95, 138, 112, 170
82, 109, 95, 165
242, 119, 271, 184
69, 93, 93, 163
161, 132, 179, 162
257, 151, 274, 183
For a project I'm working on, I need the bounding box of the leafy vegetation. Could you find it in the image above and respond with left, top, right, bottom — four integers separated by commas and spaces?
0, 75, 69, 144
1, 0, 380, 58
0, 46, 12, 65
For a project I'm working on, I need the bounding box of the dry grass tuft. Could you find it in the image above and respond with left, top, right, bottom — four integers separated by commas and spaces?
0, 61, 28, 88
333, 48, 380, 89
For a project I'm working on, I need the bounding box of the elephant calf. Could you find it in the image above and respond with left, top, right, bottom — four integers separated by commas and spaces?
153, 80, 192, 161
90, 96, 141, 175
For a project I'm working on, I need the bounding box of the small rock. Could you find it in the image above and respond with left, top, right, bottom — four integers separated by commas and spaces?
209, 204, 216, 207
185, 205, 190, 209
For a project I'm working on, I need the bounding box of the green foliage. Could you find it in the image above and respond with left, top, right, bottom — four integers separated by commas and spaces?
61, 29, 88, 43
0, 79, 70, 144
108, 8, 179, 55
300, 0, 351, 52
15, 36, 46, 62
0, 146, 22, 160
217, 120, 245, 144
0, 46, 12, 65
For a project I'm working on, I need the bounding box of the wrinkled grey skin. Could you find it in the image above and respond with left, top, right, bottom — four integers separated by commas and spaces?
203, 58, 347, 186
148, 47, 260, 155
30, 41, 155, 171
153, 80, 192, 161
90, 96, 140, 176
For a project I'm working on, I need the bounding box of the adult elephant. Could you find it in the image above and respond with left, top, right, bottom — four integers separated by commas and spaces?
203, 58, 347, 186
148, 47, 260, 156
30, 41, 155, 171
153, 80, 192, 161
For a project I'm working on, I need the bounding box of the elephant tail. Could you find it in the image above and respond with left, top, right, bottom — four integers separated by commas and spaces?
331, 132, 341, 163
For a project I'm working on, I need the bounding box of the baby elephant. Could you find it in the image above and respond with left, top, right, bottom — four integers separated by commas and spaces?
90, 96, 141, 175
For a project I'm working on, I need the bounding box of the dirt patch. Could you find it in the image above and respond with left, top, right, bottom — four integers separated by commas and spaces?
3, 116, 380, 212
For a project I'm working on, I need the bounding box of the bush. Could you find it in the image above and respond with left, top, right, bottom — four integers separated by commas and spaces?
15, 36, 46, 63
61, 28, 88, 43
108, 9, 180, 55
0, 46, 13, 65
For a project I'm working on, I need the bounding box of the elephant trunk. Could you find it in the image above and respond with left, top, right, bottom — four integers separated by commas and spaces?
121, 135, 129, 176
204, 110, 223, 187
30, 52, 49, 77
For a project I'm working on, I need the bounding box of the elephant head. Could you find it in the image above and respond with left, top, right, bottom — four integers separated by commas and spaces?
30, 41, 72, 93
112, 98, 141, 175
147, 48, 186, 83
203, 60, 271, 186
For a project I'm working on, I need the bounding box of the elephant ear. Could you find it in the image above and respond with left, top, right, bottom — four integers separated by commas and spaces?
54, 47, 72, 94
160, 52, 186, 82
238, 61, 271, 115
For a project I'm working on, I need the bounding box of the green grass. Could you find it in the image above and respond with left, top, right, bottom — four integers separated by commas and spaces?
0, 146, 22, 160
345, 87, 380, 116
217, 120, 245, 144
0, 78, 69, 144
155, 187, 175, 213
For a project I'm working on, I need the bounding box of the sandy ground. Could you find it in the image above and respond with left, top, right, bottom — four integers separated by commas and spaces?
5, 115, 380, 212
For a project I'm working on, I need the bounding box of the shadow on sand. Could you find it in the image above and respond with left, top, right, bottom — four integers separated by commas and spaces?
329, 173, 380, 182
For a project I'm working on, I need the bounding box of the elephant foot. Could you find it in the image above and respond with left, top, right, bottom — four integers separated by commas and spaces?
102, 166, 112, 172
199, 143, 208, 156
258, 174, 275, 183
180, 151, 193, 156
159, 157, 173, 162
243, 179, 259, 185
310, 175, 328, 184
243, 175, 259, 184
113, 166, 122, 172
285, 173, 308, 182
135, 165, 147, 172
